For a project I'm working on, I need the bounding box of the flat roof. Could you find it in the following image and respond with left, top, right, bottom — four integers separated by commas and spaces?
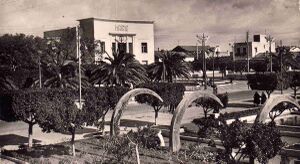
77, 17, 154, 24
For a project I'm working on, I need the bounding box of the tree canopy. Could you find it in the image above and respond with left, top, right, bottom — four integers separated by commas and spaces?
148, 51, 190, 83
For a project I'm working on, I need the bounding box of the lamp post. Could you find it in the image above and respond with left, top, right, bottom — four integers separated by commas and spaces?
229, 43, 235, 73
77, 25, 83, 109
265, 35, 274, 72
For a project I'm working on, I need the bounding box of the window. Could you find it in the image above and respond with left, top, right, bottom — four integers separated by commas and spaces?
243, 47, 246, 54
112, 43, 116, 53
100, 42, 105, 52
141, 42, 148, 53
129, 43, 133, 54
118, 43, 127, 53
237, 48, 240, 54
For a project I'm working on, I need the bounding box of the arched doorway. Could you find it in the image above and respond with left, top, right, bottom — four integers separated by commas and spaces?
169, 91, 223, 152
110, 88, 163, 136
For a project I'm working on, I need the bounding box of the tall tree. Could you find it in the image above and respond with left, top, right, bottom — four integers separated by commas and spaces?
290, 71, 300, 99
0, 33, 45, 89
39, 28, 94, 89
11, 89, 48, 148
91, 52, 148, 87
148, 51, 190, 83
37, 89, 85, 156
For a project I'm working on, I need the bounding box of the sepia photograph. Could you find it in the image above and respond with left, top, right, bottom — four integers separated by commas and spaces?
0, 0, 300, 163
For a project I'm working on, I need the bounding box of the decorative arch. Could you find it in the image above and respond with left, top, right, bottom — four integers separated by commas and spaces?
110, 88, 163, 136
255, 94, 300, 123
170, 91, 223, 152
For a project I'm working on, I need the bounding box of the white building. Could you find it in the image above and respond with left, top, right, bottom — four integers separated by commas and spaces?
44, 18, 155, 65
234, 34, 276, 60
79, 18, 154, 65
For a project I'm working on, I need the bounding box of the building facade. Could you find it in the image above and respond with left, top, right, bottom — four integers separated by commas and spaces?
44, 18, 155, 64
234, 34, 276, 60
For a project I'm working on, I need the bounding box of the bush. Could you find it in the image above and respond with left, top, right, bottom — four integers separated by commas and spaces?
128, 127, 160, 149
246, 73, 278, 98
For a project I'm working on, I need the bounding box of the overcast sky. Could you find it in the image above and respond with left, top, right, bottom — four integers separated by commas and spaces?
0, 0, 300, 51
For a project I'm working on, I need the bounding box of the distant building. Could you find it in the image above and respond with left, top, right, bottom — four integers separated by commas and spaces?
234, 34, 276, 60
44, 17, 155, 65
172, 45, 218, 62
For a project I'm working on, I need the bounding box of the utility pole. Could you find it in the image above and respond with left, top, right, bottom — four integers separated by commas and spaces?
280, 40, 283, 94
197, 33, 209, 90
77, 25, 82, 109
266, 35, 274, 72
246, 31, 250, 73
229, 43, 235, 73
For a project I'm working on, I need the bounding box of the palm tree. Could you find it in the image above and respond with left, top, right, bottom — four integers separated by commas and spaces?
91, 52, 148, 87
148, 51, 190, 83
32, 38, 90, 89
41, 60, 89, 89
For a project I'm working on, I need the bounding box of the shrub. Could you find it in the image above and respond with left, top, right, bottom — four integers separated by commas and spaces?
246, 73, 278, 98
217, 117, 284, 164
128, 127, 160, 149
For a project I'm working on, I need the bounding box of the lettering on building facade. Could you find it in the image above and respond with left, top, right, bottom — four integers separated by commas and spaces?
115, 24, 128, 32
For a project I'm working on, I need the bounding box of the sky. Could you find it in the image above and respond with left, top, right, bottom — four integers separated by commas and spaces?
0, 0, 300, 51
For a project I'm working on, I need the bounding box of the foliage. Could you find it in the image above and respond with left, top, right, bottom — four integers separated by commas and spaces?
148, 51, 190, 83
36, 88, 86, 156
102, 134, 136, 163
246, 73, 278, 98
289, 71, 300, 98
194, 93, 226, 118
192, 116, 220, 138
40, 35, 90, 89
11, 89, 49, 148
250, 60, 268, 73
91, 52, 148, 87
235, 60, 247, 74
82, 86, 128, 131
127, 127, 160, 149
135, 82, 185, 122
178, 144, 218, 163
0, 34, 45, 89
0, 91, 17, 121
253, 92, 260, 106
217, 117, 284, 163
